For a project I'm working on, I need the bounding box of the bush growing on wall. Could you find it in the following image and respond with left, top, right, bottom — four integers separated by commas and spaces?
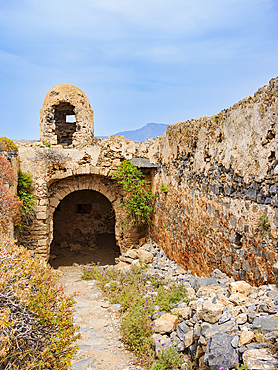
17, 170, 36, 225
0, 155, 22, 232
0, 137, 18, 152
0, 242, 80, 369
110, 160, 156, 226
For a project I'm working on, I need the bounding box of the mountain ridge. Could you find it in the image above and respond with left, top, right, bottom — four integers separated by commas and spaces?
98, 122, 169, 141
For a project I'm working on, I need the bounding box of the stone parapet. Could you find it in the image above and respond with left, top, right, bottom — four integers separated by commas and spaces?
151, 76, 278, 285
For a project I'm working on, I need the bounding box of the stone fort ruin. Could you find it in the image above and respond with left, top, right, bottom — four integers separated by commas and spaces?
6, 78, 278, 285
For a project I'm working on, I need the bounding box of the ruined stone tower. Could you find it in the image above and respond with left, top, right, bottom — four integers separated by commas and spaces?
40, 84, 94, 147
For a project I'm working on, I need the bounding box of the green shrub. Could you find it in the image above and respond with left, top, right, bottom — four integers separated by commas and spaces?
161, 184, 168, 194
0, 137, 18, 152
155, 284, 187, 312
259, 216, 270, 234
0, 242, 80, 369
151, 347, 182, 370
110, 160, 156, 226
17, 170, 36, 225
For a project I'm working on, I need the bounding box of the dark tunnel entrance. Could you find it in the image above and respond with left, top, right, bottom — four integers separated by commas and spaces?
49, 189, 120, 268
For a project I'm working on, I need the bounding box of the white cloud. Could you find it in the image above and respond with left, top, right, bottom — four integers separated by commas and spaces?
0, 0, 277, 139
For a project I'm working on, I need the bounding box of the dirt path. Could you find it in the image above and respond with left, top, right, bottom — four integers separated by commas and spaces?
50, 234, 120, 268
59, 266, 144, 370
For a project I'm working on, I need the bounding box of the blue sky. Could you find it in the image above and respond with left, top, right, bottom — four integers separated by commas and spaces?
0, 0, 277, 139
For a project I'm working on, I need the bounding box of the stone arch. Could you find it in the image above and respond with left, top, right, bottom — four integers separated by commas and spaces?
40, 84, 94, 147
46, 174, 125, 261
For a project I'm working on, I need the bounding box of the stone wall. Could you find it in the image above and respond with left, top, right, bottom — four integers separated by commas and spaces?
151, 77, 278, 285
40, 84, 94, 147
16, 137, 159, 260
16, 77, 278, 284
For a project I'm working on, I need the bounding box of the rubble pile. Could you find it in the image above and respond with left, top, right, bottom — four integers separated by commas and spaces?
116, 242, 278, 370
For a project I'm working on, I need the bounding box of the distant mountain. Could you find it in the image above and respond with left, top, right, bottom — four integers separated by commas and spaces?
99, 122, 169, 141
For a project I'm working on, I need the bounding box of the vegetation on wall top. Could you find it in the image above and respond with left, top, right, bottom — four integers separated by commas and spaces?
0, 137, 18, 152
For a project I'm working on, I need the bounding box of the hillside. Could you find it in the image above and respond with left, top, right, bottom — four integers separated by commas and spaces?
98, 122, 169, 141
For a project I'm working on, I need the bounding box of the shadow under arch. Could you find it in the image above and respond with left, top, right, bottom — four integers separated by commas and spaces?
47, 174, 125, 266
49, 189, 120, 268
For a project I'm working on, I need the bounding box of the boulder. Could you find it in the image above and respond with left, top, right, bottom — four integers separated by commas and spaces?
176, 321, 190, 340
201, 320, 238, 340
266, 290, 278, 299
253, 317, 278, 333
204, 333, 239, 370
131, 259, 140, 266
171, 307, 191, 320
119, 256, 134, 264
183, 283, 196, 299
219, 311, 232, 324
209, 269, 228, 280
242, 348, 278, 369
197, 299, 224, 324
195, 278, 219, 291
196, 285, 225, 298
114, 262, 131, 272
235, 313, 248, 325
137, 249, 154, 264
219, 295, 232, 306
228, 293, 247, 305
138, 238, 145, 246
183, 330, 194, 348
229, 281, 252, 296
170, 332, 185, 352
153, 314, 178, 334
151, 334, 173, 356
125, 249, 138, 259
239, 330, 254, 346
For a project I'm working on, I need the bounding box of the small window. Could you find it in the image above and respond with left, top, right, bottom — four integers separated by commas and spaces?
77, 204, 91, 214
66, 115, 76, 123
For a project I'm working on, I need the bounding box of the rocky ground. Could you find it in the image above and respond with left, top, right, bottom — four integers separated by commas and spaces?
61, 241, 278, 370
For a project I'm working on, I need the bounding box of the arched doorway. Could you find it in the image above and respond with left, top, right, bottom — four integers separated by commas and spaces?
49, 189, 120, 267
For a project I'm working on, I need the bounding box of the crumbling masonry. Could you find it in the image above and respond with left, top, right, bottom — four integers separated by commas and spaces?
10, 78, 278, 285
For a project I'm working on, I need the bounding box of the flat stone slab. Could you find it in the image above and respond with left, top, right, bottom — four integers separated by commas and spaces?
130, 157, 158, 168
252, 317, 278, 333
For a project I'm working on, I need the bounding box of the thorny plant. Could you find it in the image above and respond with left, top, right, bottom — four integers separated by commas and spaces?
0, 155, 22, 232
0, 243, 80, 369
